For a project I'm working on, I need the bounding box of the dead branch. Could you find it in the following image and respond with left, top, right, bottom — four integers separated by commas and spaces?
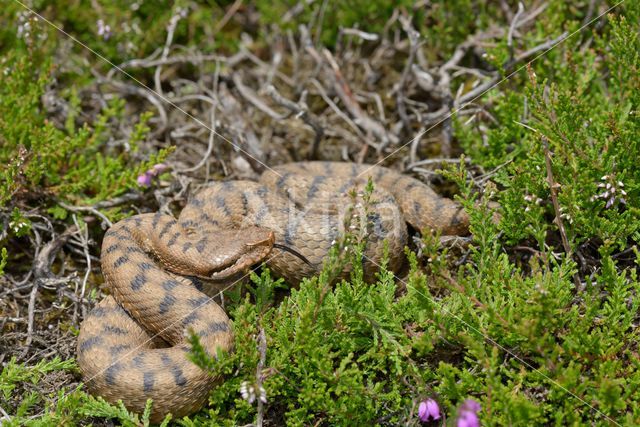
24, 225, 78, 355
266, 85, 325, 159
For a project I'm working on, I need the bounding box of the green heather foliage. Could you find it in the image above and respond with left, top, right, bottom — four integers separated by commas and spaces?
0, 0, 259, 74
1, 1, 640, 426
0, 49, 168, 209
181, 222, 640, 425
0, 25, 171, 274
256, 0, 416, 47
457, 4, 640, 252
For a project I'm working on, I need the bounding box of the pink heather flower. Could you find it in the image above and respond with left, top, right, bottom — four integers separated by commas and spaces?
456, 409, 480, 427
96, 19, 112, 41
137, 172, 153, 187
418, 398, 441, 422
456, 399, 481, 427
137, 164, 169, 187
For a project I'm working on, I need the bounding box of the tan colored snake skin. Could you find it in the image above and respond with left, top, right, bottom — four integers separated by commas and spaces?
77, 162, 470, 422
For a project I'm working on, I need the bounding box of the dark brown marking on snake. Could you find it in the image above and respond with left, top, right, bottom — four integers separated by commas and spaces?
431, 197, 444, 218
195, 239, 206, 253
367, 212, 383, 236
255, 204, 269, 222
190, 198, 204, 208
181, 219, 197, 228
241, 192, 249, 215
132, 353, 145, 369
143, 372, 155, 392
171, 365, 187, 387
283, 224, 295, 246
381, 194, 396, 204
323, 162, 333, 174
113, 255, 129, 268
104, 229, 118, 238
307, 175, 326, 200
256, 186, 268, 198
151, 212, 162, 229
104, 362, 124, 386
197, 321, 228, 337
91, 306, 107, 317
162, 279, 180, 291
215, 196, 232, 217
166, 232, 181, 247
413, 201, 422, 214
139, 262, 154, 271
199, 213, 219, 227
125, 246, 145, 254
450, 209, 466, 227
110, 344, 132, 356
188, 296, 211, 307
276, 172, 292, 190
103, 325, 128, 335
405, 182, 420, 191
105, 244, 119, 254
182, 242, 193, 252
158, 220, 177, 240
159, 294, 177, 315
181, 312, 199, 327
79, 336, 102, 352
130, 274, 147, 291
160, 354, 172, 367
338, 180, 353, 194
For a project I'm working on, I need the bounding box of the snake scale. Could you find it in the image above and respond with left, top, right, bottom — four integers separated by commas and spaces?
77, 162, 470, 422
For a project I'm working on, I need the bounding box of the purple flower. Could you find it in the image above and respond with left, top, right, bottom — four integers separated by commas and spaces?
456, 410, 480, 427
137, 172, 153, 187
418, 398, 441, 422
96, 19, 112, 41
456, 399, 481, 427
137, 163, 169, 187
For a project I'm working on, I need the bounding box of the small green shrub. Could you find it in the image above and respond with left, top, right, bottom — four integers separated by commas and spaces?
457, 2, 640, 253
0, 50, 168, 209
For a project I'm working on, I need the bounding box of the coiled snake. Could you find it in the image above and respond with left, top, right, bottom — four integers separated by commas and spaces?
77, 162, 470, 422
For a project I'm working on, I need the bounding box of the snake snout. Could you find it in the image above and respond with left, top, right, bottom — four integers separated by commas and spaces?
208, 227, 275, 279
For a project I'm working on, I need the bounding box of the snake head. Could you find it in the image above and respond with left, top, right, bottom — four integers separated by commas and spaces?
207, 227, 275, 280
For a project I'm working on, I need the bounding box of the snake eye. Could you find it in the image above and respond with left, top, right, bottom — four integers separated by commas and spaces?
244, 230, 275, 248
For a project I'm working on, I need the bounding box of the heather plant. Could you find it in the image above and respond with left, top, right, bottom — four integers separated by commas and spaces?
0, 1, 246, 66
456, 5, 640, 252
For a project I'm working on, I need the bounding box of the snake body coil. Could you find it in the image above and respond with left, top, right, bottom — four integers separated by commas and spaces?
77, 162, 469, 422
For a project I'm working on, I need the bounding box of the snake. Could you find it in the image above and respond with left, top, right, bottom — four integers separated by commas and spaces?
77, 161, 470, 422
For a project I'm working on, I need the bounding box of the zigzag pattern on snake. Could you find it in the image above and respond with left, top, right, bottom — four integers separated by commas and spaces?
77, 162, 470, 422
